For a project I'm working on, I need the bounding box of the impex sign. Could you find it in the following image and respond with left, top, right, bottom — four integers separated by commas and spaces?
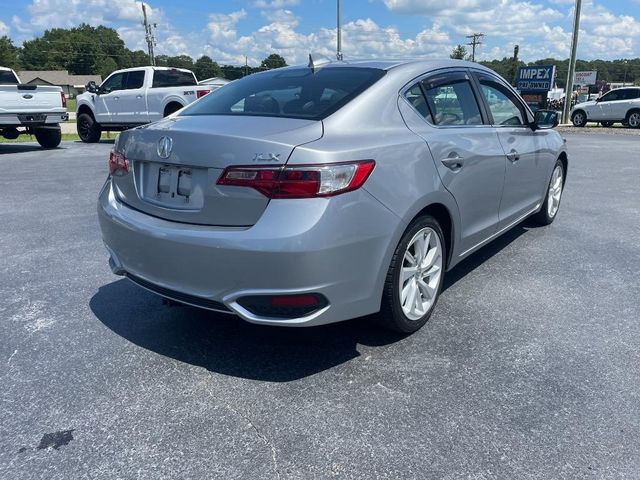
516, 65, 556, 92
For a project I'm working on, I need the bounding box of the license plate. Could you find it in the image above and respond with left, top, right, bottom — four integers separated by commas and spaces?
18, 113, 46, 123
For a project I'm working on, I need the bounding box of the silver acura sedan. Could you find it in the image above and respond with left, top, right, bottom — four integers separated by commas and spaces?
98, 58, 567, 333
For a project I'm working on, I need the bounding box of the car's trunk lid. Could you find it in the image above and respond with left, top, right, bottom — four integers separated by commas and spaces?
112, 115, 323, 226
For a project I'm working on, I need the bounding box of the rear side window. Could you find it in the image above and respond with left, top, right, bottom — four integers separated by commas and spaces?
0, 70, 19, 84
622, 89, 640, 100
126, 71, 145, 89
181, 67, 386, 120
421, 78, 482, 126
152, 70, 197, 88
404, 83, 433, 122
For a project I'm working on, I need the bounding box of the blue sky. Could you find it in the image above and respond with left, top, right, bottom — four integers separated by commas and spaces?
1, 0, 639, 65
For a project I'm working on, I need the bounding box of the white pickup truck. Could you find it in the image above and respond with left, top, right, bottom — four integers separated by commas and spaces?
0, 67, 68, 148
76, 66, 211, 143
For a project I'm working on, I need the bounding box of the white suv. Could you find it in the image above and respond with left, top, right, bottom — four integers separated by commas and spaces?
571, 87, 640, 128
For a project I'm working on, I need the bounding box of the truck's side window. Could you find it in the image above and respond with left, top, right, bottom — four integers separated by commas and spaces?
101, 73, 125, 93
126, 71, 145, 90
152, 70, 197, 88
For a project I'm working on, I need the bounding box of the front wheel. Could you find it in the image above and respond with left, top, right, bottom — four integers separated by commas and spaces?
34, 126, 62, 149
571, 111, 587, 127
530, 160, 564, 226
378, 216, 445, 333
77, 113, 102, 143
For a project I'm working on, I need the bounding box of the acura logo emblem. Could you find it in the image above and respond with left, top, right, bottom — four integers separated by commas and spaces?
157, 136, 173, 159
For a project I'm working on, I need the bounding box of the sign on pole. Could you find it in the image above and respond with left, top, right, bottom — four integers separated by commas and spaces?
516, 66, 556, 92
574, 71, 597, 86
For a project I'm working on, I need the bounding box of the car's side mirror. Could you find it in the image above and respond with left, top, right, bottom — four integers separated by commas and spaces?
532, 109, 559, 130
86, 81, 98, 94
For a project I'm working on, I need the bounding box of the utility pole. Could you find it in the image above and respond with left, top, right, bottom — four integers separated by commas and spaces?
562, 0, 582, 124
466, 33, 484, 62
512, 44, 520, 85
142, 3, 157, 66
623, 60, 629, 86
244, 56, 248, 76
336, 0, 343, 60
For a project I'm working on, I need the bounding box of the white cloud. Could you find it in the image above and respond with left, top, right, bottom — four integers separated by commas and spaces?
6, 0, 640, 65
0, 20, 10, 36
252, 0, 299, 8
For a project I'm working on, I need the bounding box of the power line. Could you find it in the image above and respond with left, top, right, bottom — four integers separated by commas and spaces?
466, 33, 484, 62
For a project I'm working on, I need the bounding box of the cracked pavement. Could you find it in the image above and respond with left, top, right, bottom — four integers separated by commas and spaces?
1, 135, 639, 479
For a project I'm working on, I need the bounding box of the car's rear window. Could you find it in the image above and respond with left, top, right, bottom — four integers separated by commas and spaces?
152, 69, 197, 88
181, 67, 386, 120
0, 70, 19, 85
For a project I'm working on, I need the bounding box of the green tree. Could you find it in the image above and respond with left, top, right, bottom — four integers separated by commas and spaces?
260, 53, 287, 70
193, 55, 223, 80
94, 56, 118, 78
0, 36, 20, 70
20, 24, 129, 75
127, 50, 151, 68
164, 55, 195, 70
450, 45, 468, 60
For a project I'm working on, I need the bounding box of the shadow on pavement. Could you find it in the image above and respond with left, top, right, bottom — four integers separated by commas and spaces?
0, 144, 45, 155
90, 222, 533, 382
90, 279, 405, 382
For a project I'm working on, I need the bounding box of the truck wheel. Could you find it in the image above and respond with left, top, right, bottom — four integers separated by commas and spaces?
164, 102, 183, 117
77, 113, 102, 143
34, 127, 62, 149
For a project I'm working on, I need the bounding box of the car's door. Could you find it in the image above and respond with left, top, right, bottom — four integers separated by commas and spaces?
400, 70, 507, 253
96, 72, 126, 124
473, 72, 549, 228
594, 89, 622, 120
115, 70, 148, 124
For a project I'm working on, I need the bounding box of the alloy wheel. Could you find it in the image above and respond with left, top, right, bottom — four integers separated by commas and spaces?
399, 227, 443, 321
628, 112, 640, 128
547, 165, 563, 218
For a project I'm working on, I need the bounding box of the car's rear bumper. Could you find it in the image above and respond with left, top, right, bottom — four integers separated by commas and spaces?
97, 178, 402, 326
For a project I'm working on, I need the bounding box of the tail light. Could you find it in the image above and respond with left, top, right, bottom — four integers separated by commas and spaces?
197, 89, 211, 99
60, 92, 67, 108
109, 150, 129, 175
217, 160, 375, 199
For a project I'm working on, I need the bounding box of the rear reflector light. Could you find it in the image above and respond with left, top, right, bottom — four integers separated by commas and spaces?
109, 150, 129, 175
217, 160, 375, 198
237, 294, 328, 319
197, 89, 211, 99
61, 92, 67, 108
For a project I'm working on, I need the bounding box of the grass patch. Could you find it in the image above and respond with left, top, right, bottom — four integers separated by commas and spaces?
66, 98, 77, 112
0, 133, 81, 143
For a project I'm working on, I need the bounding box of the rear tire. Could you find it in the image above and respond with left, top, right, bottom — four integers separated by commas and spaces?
530, 160, 564, 226
571, 110, 587, 127
600, 121, 614, 128
34, 126, 62, 149
626, 110, 640, 129
378, 215, 446, 333
77, 113, 101, 143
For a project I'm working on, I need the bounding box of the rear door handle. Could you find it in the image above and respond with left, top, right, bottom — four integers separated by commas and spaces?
441, 155, 465, 170
506, 150, 520, 162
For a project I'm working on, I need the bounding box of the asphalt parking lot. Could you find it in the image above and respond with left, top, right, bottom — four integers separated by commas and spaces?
1, 133, 639, 479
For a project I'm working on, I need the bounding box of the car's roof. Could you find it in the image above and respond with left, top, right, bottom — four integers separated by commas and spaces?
112, 66, 194, 74
326, 58, 483, 71
277, 58, 495, 80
